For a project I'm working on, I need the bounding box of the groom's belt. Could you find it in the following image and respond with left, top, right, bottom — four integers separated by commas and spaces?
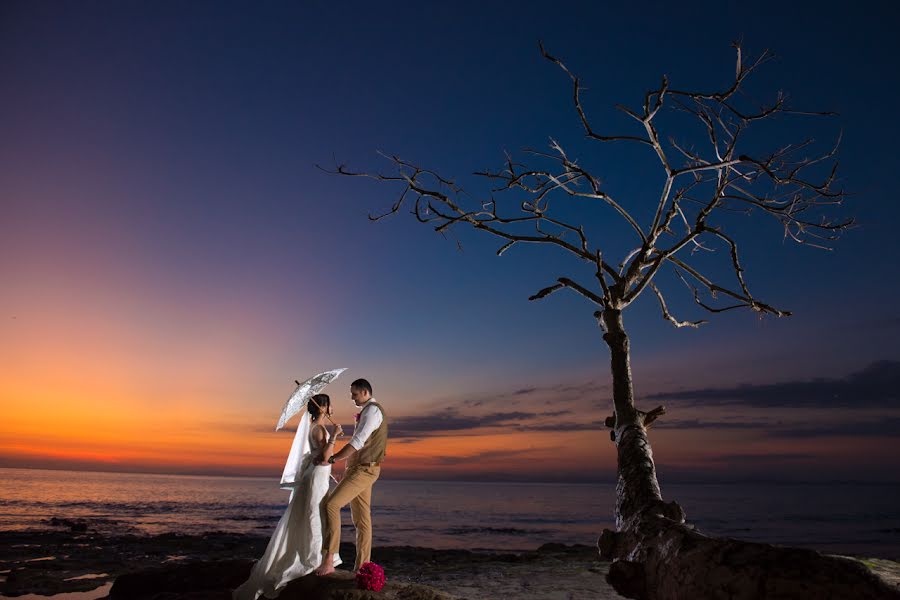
353, 461, 382, 467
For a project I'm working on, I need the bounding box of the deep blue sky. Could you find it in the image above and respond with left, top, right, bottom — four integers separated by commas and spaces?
1, 1, 898, 481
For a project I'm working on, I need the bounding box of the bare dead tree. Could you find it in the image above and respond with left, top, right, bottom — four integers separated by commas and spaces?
322, 43, 898, 599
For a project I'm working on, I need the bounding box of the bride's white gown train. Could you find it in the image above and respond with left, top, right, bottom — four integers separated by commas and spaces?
233, 416, 341, 600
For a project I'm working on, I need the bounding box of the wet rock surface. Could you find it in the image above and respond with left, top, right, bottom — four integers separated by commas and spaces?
0, 529, 618, 599
3, 527, 898, 599
0, 529, 260, 596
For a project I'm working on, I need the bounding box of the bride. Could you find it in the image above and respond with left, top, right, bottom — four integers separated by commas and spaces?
233, 394, 343, 600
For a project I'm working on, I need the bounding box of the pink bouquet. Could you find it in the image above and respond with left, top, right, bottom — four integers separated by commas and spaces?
355, 562, 386, 592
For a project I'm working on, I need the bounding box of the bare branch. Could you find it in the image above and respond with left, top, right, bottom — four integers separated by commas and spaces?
327, 40, 848, 333
706, 227, 753, 299
649, 282, 707, 328
670, 257, 791, 317
539, 41, 653, 147
528, 281, 564, 301
528, 277, 606, 306
641, 405, 667, 428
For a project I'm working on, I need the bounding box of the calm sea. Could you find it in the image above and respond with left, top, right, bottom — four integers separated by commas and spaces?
1, 468, 898, 558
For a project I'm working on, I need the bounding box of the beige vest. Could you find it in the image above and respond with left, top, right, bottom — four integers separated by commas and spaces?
349, 402, 388, 467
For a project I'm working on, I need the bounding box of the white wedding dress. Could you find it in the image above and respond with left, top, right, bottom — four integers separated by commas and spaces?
233, 413, 342, 600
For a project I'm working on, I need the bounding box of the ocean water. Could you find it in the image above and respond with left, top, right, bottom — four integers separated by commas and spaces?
0, 468, 897, 558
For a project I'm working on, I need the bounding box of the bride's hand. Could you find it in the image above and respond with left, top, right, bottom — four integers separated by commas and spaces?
332, 424, 344, 438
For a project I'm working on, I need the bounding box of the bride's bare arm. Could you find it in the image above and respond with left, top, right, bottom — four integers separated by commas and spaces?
319, 424, 343, 465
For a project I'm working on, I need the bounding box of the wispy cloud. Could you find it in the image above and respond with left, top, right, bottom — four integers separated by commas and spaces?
654, 419, 770, 430
457, 380, 606, 408
764, 416, 900, 439
653, 415, 900, 438
647, 360, 900, 408
391, 409, 568, 438
513, 420, 606, 432
246, 406, 579, 439
434, 447, 546, 466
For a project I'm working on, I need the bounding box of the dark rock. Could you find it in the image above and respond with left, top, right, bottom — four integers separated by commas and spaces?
110, 559, 253, 599
47, 516, 90, 532
111, 563, 455, 600
280, 571, 456, 600
537, 542, 597, 558
607, 559, 646, 599
0, 530, 615, 598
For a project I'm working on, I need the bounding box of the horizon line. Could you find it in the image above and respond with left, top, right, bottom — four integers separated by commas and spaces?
3, 465, 899, 486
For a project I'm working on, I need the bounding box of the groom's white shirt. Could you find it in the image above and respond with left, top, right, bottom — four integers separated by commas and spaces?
348, 399, 383, 451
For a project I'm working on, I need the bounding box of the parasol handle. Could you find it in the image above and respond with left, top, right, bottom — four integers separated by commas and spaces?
296, 380, 343, 435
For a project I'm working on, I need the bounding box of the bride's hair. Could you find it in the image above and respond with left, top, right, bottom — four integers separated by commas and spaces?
307, 394, 331, 421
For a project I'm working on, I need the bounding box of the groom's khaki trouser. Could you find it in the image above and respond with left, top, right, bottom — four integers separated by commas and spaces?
321, 464, 380, 571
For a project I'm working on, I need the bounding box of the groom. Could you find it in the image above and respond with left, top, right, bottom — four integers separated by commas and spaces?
315, 378, 388, 576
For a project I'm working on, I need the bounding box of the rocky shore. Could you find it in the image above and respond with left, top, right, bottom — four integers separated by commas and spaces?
0, 526, 621, 599
3, 523, 898, 599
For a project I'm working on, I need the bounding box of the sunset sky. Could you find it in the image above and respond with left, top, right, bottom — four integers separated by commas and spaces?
1, 1, 898, 484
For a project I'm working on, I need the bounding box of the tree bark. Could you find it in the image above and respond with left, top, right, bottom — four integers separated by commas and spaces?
602, 308, 669, 530
598, 309, 899, 599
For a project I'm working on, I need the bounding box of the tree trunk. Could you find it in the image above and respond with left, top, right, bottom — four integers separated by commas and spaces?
601, 308, 669, 530
597, 308, 899, 600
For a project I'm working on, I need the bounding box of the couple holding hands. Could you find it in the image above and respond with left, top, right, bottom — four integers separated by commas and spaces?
233, 378, 388, 600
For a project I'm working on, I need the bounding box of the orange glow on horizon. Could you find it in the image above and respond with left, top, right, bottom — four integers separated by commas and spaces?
2, 258, 894, 481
